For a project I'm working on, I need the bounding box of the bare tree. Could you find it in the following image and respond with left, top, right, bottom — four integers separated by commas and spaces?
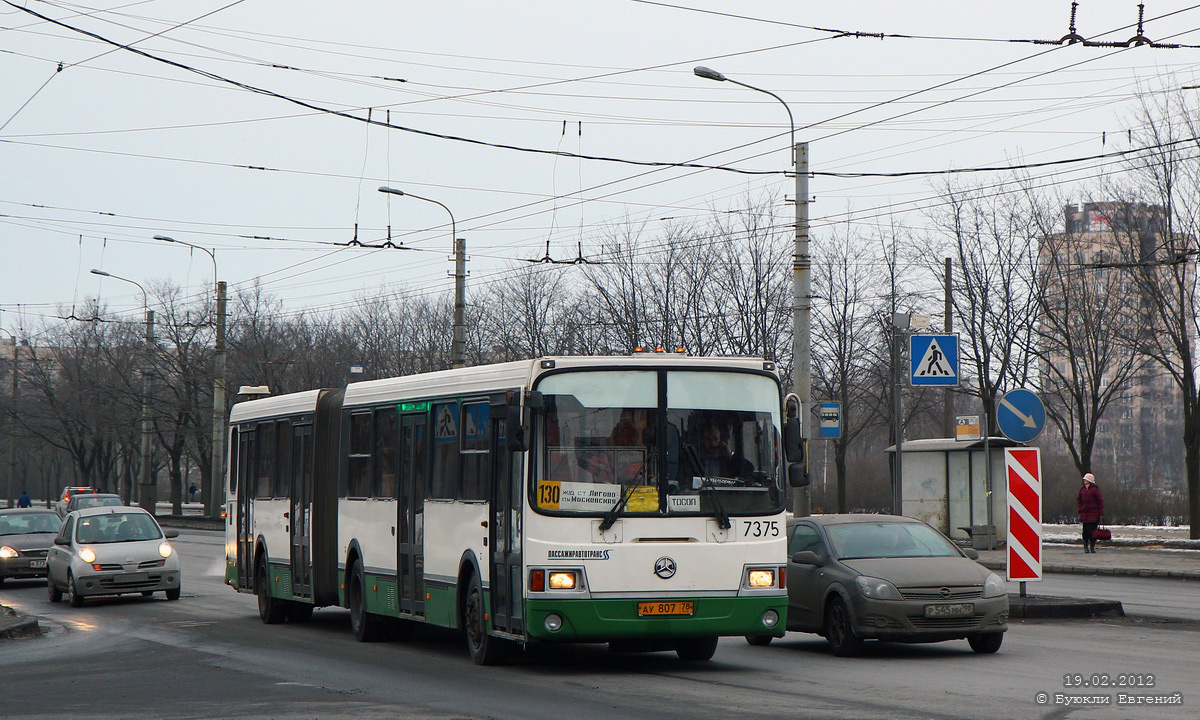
928, 178, 1043, 429
1120, 87, 1200, 537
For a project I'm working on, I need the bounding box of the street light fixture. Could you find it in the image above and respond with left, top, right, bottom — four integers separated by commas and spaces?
694, 66, 811, 512
91, 268, 156, 514
378, 186, 467, 369
152, 235, 227, 519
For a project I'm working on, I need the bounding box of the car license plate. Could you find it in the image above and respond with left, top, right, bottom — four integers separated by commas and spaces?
637, 601, 694, 617
925, 602, 974, 618
29, 560, 46, 569
113, 572, 150, 584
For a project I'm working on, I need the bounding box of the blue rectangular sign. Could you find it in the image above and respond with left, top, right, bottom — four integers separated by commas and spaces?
818, 402, 842, 439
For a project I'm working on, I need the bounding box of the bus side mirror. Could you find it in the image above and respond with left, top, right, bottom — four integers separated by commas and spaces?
788, 462, 810, 488
503, 390, 543, 453
783, 416, 804, 463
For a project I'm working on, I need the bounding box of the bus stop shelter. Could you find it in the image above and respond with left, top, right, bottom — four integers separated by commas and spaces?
885, 437, 1024, 550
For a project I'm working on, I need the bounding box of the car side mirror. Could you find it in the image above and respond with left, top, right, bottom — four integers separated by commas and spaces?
54, 537, 69, 546
164, 529, 179, 539
961, 547, 979, 560
790, 550, 821, 566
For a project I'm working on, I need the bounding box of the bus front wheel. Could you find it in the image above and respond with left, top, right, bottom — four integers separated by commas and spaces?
463, 573, 510, 666
675, 636, 718, 661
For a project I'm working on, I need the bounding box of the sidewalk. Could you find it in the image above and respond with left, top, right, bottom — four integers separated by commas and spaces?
976, 542, 1200, 581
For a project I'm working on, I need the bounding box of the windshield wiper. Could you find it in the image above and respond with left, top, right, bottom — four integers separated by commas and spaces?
598, 462, 648, 532
683, 443, 731, 530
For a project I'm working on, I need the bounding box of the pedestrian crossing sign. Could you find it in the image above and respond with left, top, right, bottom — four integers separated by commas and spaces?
909, 333, 959, 386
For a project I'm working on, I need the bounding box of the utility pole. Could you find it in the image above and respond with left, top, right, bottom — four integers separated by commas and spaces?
944, 257, 954, 437
2, 331, 17, 507
140, 309, 156, 517
452, 237, 467, 369
210, 280, 227, 517
794, 142, 812, 516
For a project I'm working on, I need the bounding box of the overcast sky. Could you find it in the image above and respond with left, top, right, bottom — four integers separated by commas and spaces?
3, 0, 1200, 338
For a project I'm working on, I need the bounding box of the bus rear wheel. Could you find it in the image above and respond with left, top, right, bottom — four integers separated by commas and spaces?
256, 562, 287, 624
349, 560, 383, 642
463, 573, 510, 666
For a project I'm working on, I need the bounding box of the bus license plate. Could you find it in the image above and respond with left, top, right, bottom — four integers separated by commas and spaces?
637, 601, 694, 617
925, 603, 973, 618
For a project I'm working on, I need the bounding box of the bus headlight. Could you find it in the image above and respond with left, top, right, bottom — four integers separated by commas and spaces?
747, 568, 776, 588
544, 613, 563, 632
762, 610, 780, 628
548, 571, 577, 590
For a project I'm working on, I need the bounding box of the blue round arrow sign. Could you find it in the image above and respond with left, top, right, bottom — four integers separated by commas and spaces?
996, 389, 1045, 443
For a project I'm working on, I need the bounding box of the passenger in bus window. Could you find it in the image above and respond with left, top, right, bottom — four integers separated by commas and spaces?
696, 424, 753, 480
609, 409, 649, 446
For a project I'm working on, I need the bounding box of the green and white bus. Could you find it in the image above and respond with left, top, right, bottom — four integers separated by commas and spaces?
225, 355, 807, 664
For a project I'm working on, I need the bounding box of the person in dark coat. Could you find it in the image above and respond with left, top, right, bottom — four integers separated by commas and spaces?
1076, 472, 1105, 553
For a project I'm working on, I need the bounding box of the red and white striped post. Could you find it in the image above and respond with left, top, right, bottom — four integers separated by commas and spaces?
1004, 448, 1043, 594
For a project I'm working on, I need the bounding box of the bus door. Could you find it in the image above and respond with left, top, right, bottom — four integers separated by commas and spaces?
290, 423, 314, 598
488, 400, 523, 635
397, 412, 426, 616
235, 427, 254, 590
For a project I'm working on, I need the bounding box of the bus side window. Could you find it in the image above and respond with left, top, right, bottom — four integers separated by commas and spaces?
255, 422, 275, 500
347, 411, 373, 498
374, 407, 399, 498
460, 402, 490, 501
275, 419, 292, 498
429, 402, 459, 499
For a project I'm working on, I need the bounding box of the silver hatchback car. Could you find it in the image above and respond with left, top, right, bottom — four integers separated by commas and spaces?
46, 506, 182, 606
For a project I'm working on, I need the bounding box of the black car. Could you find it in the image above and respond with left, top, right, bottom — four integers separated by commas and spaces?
0, 508, 64, 586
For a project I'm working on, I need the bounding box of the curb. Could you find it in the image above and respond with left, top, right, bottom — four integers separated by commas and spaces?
1007, 594, 1124, 619
0, 605, 39, 640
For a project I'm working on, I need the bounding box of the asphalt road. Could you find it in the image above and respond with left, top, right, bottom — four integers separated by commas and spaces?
0, 530, 1195, 720
1006, 573, 1200, 620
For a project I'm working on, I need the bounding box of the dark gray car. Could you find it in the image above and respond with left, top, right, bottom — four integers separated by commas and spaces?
749, 514, 1008, 656
0, 508, 63, 586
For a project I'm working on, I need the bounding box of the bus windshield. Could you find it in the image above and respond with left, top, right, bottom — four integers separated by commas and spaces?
536, 369, 783, 517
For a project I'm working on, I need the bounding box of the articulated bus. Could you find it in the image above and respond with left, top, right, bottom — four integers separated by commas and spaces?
224, 355, 807, 664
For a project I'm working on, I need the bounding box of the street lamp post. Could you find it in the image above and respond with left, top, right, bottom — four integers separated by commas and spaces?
91, 269, 156, 514
153, 235, 226, 519
377, 186, 467, 369
695, 66, 811, 514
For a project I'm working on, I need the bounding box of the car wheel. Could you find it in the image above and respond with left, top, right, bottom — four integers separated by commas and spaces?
68, 573, 85, 608
968, 632, 1004, 654
744, 635, 774, 647
47, 577, 62, 603
675, 636, 719, 661
166, 584, 181, 601
349, 560, 383, 642
286, 602, 313, 623
463, 572, 510, 665
824, 597, 863, 657
256, 562, 286, 624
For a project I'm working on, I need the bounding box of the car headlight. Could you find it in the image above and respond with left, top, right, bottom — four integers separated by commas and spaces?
855, 575, 902, 600
159, 542, 174, 559
0, 546, 18, 559
79, 547, 96, 563
982, 572, 1006, 598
